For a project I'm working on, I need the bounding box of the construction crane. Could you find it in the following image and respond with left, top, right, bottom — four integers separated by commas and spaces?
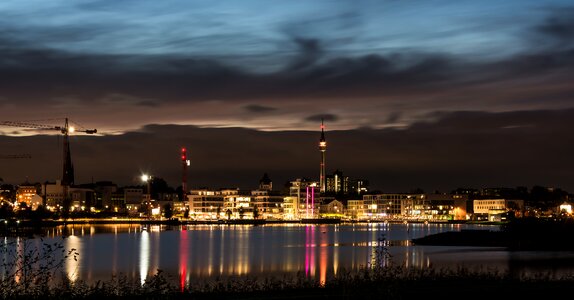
0, 154, 32, 159
0, 118, 96, 186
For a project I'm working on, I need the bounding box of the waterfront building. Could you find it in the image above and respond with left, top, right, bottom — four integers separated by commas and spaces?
69, 187, 96, 211
347, 193, 469, 221
362, 193, 411, 219
473, 199, 525, 221
93, 181, 118, 209
346, 199, 366, 219
223, 190, 252, 219
44, 180, 65, 209
188, 189, 231, 219
250, 189, 284, 219
110, 191, 127, 212
285, 178, 319, 219
123, 187, 144, 214
420, 194, 469, 221
320, 199, 344, 217
16, 181, 38, 207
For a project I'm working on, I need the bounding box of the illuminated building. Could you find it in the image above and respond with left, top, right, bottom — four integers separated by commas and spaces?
123, 188, 144, 213
251, 175, 284, 219
473, 199, 524, 221
559, 202, 572, 214
325, 169, 345, 193
16, 181, 38, 208
319, 199, 344, 217
44, 180, 65, 207
188, 189, 228, 219
347, 193, 469, 221
325, 170, 369, 195
285, 178, 319, 219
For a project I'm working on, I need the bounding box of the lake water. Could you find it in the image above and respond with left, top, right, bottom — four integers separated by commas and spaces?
4, 222, 574, 287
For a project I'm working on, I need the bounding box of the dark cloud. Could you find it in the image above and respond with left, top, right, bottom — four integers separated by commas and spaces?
285, 38, 323, 71
0, 8, 572, 134
535, 8, 574, 46
243, 104, 277, 113
1, 9, 573, 112
386, 112, 402, 124
305, 114, 339, 123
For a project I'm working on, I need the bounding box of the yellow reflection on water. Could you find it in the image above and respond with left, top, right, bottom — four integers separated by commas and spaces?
333, 228, 339, 276
319, 227, 328, 285
65, 235, 82, 282
236, 225, 250, 275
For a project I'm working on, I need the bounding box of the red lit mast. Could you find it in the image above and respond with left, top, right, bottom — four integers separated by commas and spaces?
181, 147, 190, 198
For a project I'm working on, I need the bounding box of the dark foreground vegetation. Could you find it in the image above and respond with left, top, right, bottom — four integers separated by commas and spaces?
2, 265, 574, 299
3, 233, 574, 299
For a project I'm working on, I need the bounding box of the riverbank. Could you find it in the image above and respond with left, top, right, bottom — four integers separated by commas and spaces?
412, 218, 574, 250
1, 217, 501, 227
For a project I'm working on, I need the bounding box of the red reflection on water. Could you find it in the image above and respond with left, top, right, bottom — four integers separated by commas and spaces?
179, 228, 188, 292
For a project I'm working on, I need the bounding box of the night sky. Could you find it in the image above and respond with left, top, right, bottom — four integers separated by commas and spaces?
1, 1, 573, 192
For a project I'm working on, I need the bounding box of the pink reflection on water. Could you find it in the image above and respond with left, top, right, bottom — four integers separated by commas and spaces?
305, 226, 315, 277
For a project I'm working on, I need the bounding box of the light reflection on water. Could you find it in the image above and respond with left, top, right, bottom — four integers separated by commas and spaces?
65, 235, 82, 282
9, 223, 574, 286
139, 229, 149, 285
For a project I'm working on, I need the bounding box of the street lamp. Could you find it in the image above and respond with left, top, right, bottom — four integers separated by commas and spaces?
141, 174, 152, 219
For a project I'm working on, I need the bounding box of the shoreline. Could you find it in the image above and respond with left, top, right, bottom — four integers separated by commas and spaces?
1, 218, 503, 228
0, 218, 503, 236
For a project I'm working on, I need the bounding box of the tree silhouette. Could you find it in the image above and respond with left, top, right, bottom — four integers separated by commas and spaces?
253, 205, 260, 219
163, 203, 173, 219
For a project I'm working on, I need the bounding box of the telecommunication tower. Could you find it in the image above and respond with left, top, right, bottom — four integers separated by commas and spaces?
319, 119, 327, 194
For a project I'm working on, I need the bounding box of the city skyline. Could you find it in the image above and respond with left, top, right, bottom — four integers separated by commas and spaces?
1, 1, 573, 192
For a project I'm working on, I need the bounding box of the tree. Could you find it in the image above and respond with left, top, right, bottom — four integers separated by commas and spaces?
163, 203, 173, 219
253, 205, 260, 219
147, 177, 174, 200
238, 206, 244, 219
0, 202, 14, 219
226, 209, 232, 220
